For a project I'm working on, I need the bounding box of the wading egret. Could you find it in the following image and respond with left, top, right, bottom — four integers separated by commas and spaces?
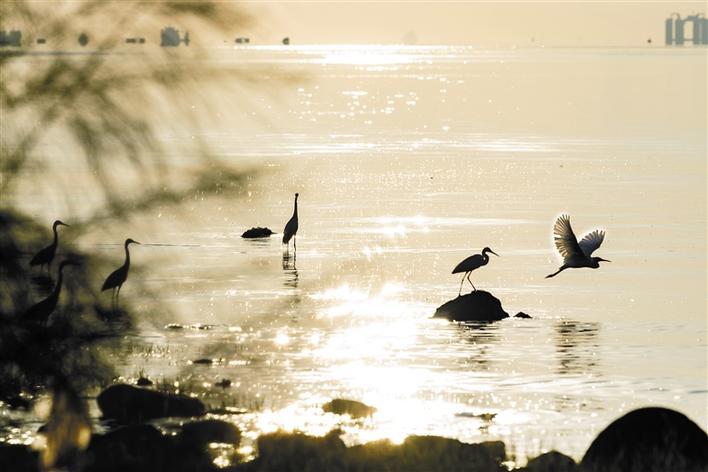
30, 220, 70, 270
452, 247, 499, 295
282, 193, 299, 253
25, 260, 76, 326
101, 238, 140, 311
546, 214, 609, 278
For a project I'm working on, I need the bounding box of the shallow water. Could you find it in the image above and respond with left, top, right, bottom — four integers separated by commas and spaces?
4, 45, 707, 463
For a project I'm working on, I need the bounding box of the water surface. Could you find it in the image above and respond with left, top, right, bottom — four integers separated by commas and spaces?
6, 45, 707, 463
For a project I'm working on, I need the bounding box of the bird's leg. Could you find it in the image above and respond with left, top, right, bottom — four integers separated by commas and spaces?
116, 285, 122, 311
545, 265, 568, 279
466, 273, 476, 291
458, 274, 465, 297
294, 236, 297, 254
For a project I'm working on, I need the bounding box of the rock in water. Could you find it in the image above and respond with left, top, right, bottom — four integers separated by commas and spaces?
322, 399, 376, 418
241, 227, 273, 238
433, 291, 509, 322
0, 443, 38, 472
581, 407, 708, 472
97, 384, 206, 423
178, 419, 241, 448
86, 424, 168, 471
526, 451, 577, 471
136, 376, 153, 387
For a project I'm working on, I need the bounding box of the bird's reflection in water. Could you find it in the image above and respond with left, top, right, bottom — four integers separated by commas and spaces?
554, 320, 600, 375
282, 253, 298, 288
457, 322, 501, 370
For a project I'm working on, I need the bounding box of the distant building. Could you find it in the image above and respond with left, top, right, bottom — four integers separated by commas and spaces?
125, 37, 146, 44
235, 37, 250, 44
282, 37, 290, 45
161, 26, 189, 47
78, 32, 89, 46
37, 38, 46, 44
0, 30, 22, 47
665, 13, 708, 45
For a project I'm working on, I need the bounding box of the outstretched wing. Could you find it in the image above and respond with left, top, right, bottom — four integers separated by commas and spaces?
578, 230, 605, 257
552, 214, 584, 262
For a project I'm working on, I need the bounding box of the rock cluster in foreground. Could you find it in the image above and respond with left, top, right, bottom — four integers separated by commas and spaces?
236, 431, 506, 472
2, 388, 706, 472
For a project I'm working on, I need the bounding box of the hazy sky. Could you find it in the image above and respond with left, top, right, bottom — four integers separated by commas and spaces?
247, 1, 707, 46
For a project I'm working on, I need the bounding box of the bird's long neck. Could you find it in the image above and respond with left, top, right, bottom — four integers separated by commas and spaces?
52, 267, 65, 300
293, 197, 298, 218
124, 243, 131, 269
52, 225, 59, 247
481, 251, 490, 264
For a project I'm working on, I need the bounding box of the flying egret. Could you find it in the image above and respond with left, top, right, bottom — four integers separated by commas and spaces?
452, 247, 499, 295
546, 214, 610, 278
101, 238, 140, 311
25, 260, 76, 326
282, 193, 299, 253
30, 220, 70, 271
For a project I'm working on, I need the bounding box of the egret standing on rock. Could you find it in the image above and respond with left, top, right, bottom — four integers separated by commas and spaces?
452, 247, 499, 295
25, 260, 76, 327
30, 220, 70, 271
546, 214, 610, 278
282, 193, 299, 253
102, 238, 140, 311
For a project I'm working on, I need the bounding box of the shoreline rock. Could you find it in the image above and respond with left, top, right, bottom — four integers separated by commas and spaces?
581, 407, 708, 472
525, 451, 577, 471
97, 384, 206, 423
433, 290, 509, 322
322, 399, 376, 419
234, 431, 506, 472
178, 419, 241, 448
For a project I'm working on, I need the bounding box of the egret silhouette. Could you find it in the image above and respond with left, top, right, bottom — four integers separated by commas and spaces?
25, 260, 76, 326
30, 220, 70, 271
452, 247, 499, 295
101, 238, 140, 311
546, 214, 610, 278
282, 193, 299, 253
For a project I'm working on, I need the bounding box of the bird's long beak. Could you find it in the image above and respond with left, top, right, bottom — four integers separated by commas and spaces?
59, 222, 70, 227
598, 257, 610, 262
490, 250, 499, 257
134, 241, 142, 245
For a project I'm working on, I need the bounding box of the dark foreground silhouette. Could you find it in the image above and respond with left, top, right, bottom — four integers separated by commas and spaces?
1, 399, 706, 472
581, 407, 708, 472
